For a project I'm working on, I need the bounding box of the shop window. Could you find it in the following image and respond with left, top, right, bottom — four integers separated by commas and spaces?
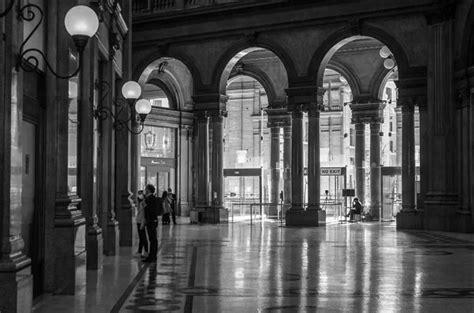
141, 126, 176, 159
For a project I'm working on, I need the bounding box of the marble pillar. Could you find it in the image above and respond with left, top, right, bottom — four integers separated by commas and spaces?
307, 107, 321, 210
401, 103, 416, 212
78, 42, 102, 269
290, 107, 304, 210
270, 127, 281, 214
354, 122, 366, 204
196, 112, 210, 207
283, 125, 292, 206
369, 121, 382, 219
0, 6, 32, 311
211, 113, 225, 208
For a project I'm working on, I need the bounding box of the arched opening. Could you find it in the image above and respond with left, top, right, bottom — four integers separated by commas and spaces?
136, 57, 194, 216
218, 48, 289, 220
223, 75, 269, 220
316, 36, 408, 222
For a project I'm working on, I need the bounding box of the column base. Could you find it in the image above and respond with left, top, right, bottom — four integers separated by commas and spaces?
118, 194, 134, 247
190, 207, 229, 224
285, 209, 322, 227
0, 265, 33, 313
367, 205, 381, 221
396, 210, 424, 230
180, 202, 192, 217
105, 219, 120, 256
86, 225, 103, 270
53, 217, 86, 295
423, 192, 465, 232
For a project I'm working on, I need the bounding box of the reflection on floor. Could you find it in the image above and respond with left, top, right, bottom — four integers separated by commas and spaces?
34, 218, 474, 313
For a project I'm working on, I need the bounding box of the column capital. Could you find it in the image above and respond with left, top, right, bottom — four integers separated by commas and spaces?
194, 110, 209, 122
285, 86, 324, 112
267, 108, 291, 128
349, 101, 385, 124
192, 93, 228, 112
208, 110, 228, 119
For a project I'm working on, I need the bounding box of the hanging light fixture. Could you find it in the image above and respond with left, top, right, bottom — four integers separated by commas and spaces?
16, 3, 99, 79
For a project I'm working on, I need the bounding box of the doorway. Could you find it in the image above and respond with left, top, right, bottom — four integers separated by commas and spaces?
21, 119, 44, 298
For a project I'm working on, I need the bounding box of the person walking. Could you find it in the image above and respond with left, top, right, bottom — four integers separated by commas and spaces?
143, 184, 158, 262
167, 187, 177, 224
136, 190, 148, 258
161, 190, 172, 225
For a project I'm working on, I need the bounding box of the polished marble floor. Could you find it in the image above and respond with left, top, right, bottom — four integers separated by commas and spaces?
34, 218, 474, 313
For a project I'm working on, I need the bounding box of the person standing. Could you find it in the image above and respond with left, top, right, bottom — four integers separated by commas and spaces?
167, 187, 177, 224
136, 190, 148, 258
143, 184, 158, 262
161, 190, 171, 225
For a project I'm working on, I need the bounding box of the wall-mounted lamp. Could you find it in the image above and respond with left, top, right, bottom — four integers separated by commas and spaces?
94, 80, 152, 135
13, 3, 99, 79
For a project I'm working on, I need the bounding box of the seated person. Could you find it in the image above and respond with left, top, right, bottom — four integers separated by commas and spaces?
350, 198, 362, 220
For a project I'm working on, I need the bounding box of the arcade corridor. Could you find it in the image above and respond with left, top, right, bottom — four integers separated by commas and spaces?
33, 220, 474, 313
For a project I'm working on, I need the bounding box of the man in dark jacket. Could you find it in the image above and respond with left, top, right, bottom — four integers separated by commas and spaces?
143, 184, 158, 262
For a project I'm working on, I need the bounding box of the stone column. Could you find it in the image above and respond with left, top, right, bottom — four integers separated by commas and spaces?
424, 17, 463, 231
354, 122, 366, 204
0, 3, 32, 310
395, 107, 402, 166
283, 124, 292, 205
307, 105, 321, 210
196, 112, 209, 207
290, 106, 304, 210
269, 126, 281, 212
78, 41, 102, 269
400, 101, 416, 212
210, 111, 225, 208
116, 0, 134, 247
369, 121, 382, 219
178, 125, 193, 216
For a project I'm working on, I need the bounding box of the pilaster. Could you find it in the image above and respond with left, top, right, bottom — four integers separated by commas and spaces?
424, 16, 462, 231
0, 3, 33, 311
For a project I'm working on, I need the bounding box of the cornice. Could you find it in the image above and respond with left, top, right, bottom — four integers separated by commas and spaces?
132, 1, 437, 47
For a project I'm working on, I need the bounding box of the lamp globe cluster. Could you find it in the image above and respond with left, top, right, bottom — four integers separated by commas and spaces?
121, 81, 152, 123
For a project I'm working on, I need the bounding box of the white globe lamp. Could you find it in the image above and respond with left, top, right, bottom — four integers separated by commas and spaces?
135, 99, 152, 123
64, 5, 99, 53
